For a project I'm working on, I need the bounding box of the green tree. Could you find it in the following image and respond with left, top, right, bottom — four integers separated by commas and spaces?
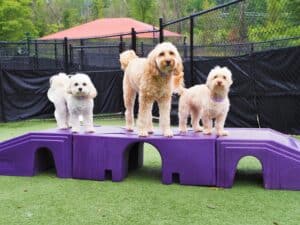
62, 9, 80, 29
0, 0, 38, 41
128, 0, 157, 24
91, 0, 104, 19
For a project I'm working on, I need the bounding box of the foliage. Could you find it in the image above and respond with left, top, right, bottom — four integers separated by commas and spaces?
127, 0, 158, 24
0, 0, 38, 41
0, 0, 299, 42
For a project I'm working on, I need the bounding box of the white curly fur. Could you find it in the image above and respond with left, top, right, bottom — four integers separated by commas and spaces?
178, 66, 233, 136
119, 42, 184, 137
47, 73, 97, 133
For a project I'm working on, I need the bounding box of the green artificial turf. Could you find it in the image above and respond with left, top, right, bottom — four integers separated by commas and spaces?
0, 118, 300, 225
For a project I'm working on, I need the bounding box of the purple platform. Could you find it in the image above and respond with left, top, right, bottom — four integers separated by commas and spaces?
1, 126, 300, 190
217, 128, 300, 190
72, 126, 216, 186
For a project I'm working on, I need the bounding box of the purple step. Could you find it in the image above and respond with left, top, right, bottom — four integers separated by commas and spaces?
0, 129, 72, 178
73, 127, 216, 186
216, 128, 300, 190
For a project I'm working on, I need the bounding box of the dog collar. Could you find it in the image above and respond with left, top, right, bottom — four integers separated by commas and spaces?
211, 95, 225, 103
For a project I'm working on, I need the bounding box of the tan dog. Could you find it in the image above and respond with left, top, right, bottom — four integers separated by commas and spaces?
178, 66, 233, 136
120, 42, 184, 137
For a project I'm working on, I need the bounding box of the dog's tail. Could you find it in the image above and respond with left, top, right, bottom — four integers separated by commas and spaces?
172, 72, 186, 95
119, 50, 138, 71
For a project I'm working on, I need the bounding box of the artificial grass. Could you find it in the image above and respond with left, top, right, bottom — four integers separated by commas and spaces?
0, 118, 300, 225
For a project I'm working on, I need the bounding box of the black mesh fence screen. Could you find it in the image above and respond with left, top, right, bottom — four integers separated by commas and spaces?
0, 0, 299, 134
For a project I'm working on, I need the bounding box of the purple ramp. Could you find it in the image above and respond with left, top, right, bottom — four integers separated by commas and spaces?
73, 127, 216, 186
0, 129, 72, 178
216, 128, 300, 190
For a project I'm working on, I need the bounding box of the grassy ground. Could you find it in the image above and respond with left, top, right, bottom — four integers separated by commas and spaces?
0, 118, 300, 225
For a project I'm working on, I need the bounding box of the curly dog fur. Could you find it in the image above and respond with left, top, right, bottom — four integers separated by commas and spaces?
120, 42, 184, 137
178, 66, 233, 136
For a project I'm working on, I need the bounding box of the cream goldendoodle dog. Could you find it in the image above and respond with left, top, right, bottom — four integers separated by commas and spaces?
47, 72, 97, 133
120, 42, 184, 137
178, 66, 233, 136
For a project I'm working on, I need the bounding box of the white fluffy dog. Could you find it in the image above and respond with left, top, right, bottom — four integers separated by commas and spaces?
178, 66, 233, 136
119, 42, 184, 137
47, 72, 97, 133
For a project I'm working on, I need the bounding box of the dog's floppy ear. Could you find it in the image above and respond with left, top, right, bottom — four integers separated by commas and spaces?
88, 80, 97, 99
145, 44, 160, 76
223, 66, 233, 86
89, 85, 97, 99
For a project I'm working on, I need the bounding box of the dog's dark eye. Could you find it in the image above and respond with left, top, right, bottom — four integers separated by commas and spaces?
214, 75, 218, 79
223, 76, 226, 80
159, 52, 165, 57
169, 51, 174, 56
83, 83, 87, 86
74, 83, 78, 86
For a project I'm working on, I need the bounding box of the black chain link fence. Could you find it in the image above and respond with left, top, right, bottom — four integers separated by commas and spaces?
0, 0, 299, 133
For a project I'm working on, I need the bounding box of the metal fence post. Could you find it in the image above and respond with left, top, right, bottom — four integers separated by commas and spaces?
69, 44, 73, 72
131, 28, 137, 52
159, 17, 164, 43
183, 36, 187, 59
26, 33, 31, 56
80, 39, 84, 71
119, 35, 124, 53
63, 37, 69, 74
141, 41, 144, 57
190, 16, 194, 85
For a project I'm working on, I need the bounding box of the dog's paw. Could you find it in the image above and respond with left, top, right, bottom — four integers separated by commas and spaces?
194, 126, 203, 132
126, 126, 134, 132
85, 127, 95, 133
148, 129, 154, 134
71, 127, 80, 133
203, 129, 212, 135
217, 130, 229, 136
138, 130, 149, 137
58, 125, 69, 130
163, 129, 173, 138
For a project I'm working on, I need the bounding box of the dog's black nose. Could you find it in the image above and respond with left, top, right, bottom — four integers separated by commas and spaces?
166, 60, 171, 66
78, 87, 82, 92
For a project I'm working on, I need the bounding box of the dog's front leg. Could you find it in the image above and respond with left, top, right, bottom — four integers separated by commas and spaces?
146, 102, 154, 134
158, 97, 173, 137
137, 95, 152, 137
82, 112, 95, 133
202, 113, 213, 135
215, 114, 228, 136
70, 112, 80, 133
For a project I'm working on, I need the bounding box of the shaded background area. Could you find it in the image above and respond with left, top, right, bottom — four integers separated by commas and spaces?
0, 0, 299, 134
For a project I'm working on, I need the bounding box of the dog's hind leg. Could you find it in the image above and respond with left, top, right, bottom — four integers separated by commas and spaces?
191, 109, 203, 132
54, 100, 69, 129
178, 101, 188, 133
124, 85, 136, 131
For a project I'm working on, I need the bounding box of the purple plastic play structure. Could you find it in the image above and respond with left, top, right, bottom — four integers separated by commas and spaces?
0, 126, 300, 190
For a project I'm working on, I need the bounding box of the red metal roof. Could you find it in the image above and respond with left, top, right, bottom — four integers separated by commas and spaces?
39, 18, 181, 40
